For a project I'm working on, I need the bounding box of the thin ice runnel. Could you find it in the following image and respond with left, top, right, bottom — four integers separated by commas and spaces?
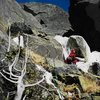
7, 20, 11, 52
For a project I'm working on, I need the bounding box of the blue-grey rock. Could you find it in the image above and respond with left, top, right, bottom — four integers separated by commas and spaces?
20, 2, 71, 35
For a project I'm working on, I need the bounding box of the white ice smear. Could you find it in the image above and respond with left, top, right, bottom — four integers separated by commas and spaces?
13, 35, 24, 48
54, 35, 69, 59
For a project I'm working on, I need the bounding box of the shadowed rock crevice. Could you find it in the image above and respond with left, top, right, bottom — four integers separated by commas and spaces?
22, 5, 46, 16
67, 0, 100, 51
23, 5, 38, 16
21, 3, 71, 35
89, 62, 100, 76
10, 22, 33, 35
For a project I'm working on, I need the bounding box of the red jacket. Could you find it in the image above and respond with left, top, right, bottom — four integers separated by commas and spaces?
64, 49, 78, 64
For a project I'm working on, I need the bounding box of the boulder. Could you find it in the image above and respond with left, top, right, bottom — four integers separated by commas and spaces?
67, 35, 91, 61
20, 2, 71, 35
0, 0, 42, 33
55, 35, 91, 61
88, 62, 100, 76
25, 34, 65, 68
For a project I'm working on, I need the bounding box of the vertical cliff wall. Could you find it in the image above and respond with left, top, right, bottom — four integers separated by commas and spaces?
68, 0, 100, 51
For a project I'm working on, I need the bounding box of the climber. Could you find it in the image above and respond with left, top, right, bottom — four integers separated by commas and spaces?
64, 49, 79, 64
64, 48, 86, 64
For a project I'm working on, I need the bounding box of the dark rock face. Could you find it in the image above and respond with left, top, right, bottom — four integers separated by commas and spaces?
20, 3, 71, 35
68, 0, 100, 51
10, 22, 33, 35
88, 62, 100, 76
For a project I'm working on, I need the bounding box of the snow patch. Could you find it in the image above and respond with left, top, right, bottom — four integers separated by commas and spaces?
54, 35, 68, 47
76, 62, 90, 73
13, 35, 24, 48
88, 51, 100, 63
54, 35, 69, 59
